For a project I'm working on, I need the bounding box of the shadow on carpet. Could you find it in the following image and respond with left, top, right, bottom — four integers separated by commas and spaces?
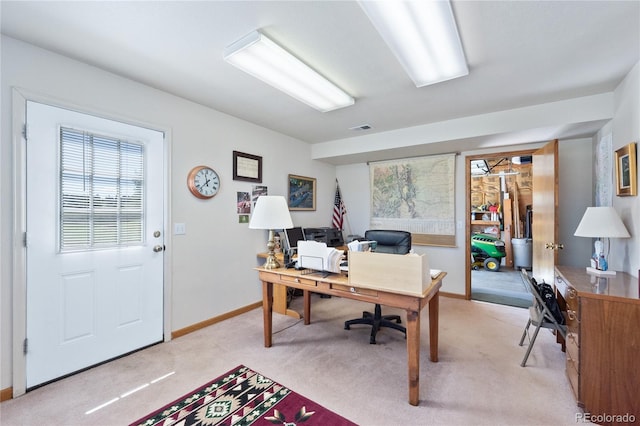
472, 286, 533, 308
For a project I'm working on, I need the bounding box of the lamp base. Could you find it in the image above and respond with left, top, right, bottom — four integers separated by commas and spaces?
586, 267, 616, 276
263, 254, 281, 270
263, 229, 281, 269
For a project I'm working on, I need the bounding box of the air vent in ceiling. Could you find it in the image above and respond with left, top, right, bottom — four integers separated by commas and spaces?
349, 124, 372, 131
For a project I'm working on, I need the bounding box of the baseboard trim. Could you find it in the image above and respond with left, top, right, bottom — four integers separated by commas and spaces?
1, 387, 13, 402
440, 291, 466, 300
171, 301, 262, 339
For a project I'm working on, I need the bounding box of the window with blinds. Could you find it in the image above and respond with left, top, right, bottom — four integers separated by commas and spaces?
60, 127, 145, 251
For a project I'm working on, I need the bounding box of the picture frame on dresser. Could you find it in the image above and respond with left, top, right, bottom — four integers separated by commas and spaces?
614, 142, 637, 196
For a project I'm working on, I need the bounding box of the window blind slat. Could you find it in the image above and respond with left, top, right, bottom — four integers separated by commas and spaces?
60, 127, 145, 250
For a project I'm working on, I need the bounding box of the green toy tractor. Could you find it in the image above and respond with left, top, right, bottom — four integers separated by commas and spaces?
471, 233, 506, 271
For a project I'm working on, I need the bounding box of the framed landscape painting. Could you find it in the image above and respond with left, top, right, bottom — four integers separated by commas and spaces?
288, 174, 316, 211
615, 142, 637, 196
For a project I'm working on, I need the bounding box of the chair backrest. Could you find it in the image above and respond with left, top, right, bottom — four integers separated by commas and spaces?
520, 269, 566, 337
364, 230, 411, 255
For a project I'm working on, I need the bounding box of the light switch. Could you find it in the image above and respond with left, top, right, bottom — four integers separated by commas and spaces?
174, 223, 186, 235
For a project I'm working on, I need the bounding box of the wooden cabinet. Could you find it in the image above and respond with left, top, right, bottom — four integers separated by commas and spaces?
554, 265, 640, 424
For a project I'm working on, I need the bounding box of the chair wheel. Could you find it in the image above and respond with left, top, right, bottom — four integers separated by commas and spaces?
344, 325, 350, 330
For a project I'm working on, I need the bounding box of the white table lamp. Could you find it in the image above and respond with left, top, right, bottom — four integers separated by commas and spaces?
249, 196, 293, 269
574, 206, 630, 275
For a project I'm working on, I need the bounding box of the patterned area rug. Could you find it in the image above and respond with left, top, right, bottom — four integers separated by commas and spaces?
130, 365, 357, 426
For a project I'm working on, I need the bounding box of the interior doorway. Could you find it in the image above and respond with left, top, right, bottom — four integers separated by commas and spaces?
466, 150, 535, 308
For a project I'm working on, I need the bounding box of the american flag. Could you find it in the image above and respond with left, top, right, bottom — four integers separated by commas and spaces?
332, 182, 346, 230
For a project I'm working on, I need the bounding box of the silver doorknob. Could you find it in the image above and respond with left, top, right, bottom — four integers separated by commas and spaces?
153, 245, 164, 252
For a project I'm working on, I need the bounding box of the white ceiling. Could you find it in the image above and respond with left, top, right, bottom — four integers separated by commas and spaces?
2, 1, 639, 160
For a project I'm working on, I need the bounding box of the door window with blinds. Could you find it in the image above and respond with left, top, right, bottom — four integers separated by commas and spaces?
59, 127, 145, 251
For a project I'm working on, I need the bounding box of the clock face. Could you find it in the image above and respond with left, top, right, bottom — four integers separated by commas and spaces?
188, 166, 220, 199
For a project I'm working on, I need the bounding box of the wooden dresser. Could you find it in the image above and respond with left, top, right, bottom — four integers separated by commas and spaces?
554, 265, 639, 424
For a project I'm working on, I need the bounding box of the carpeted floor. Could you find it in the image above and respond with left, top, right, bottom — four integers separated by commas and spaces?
0, 295, 579, 425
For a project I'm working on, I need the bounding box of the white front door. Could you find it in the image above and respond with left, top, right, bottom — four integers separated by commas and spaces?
25, 101, 164, 388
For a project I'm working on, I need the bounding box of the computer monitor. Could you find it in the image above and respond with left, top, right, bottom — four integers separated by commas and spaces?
284, 227, 305, 251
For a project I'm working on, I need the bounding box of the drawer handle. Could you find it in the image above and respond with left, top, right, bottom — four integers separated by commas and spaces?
350, 287, 357, 293
556, 275, 564, 284
568, 288, 577, 299
567, 310, 578, 321
294, 278, 300, 283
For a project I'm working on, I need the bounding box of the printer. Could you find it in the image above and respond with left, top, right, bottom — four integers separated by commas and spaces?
304, 227, 344, 247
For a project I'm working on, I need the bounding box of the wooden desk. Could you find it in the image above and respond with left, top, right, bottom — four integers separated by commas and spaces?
554, 265, 639, 423
256, 253, 301, 318
256, 266, 445, 406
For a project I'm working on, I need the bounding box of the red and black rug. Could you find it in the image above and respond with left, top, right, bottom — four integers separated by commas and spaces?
129, 365, 357, 426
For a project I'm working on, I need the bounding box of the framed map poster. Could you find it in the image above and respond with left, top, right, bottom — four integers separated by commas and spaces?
369, 154, 456, 247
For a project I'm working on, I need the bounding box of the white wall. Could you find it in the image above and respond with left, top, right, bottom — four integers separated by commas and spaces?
558, 138, 595, 267
610, 61, 639, 274
0, 36, 336, 389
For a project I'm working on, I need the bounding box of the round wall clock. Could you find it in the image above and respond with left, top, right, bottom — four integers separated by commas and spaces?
187, 165, 220, 199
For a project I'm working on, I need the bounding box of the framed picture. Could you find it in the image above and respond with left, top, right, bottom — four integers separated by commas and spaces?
233, 151, 262, 183
614, 142, 637, 196
288, 174, 316, 211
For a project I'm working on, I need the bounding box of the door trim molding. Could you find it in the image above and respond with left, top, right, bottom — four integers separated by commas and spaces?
10, 88, 172, 397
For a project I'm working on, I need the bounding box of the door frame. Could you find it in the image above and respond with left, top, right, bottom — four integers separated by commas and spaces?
11, 88, 173, 397
465, 148, 538, 299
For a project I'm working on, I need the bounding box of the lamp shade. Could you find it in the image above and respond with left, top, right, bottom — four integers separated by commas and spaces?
249, 196, 293, 230
574, 207, 630, 238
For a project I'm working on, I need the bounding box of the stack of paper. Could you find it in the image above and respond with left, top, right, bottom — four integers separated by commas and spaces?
297, 240, 344, 273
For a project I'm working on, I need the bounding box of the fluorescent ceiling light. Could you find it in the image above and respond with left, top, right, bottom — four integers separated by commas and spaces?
359, 0, 468, 87
470, 159, 489, 175
224, 31, 354, 112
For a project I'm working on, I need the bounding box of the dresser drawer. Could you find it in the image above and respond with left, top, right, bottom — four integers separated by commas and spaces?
566, 357, 579, 400
566, 334, 579, 366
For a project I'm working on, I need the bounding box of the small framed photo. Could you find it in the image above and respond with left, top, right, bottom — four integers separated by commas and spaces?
615, 142, 637, 196
288, 174, 316, 211
233, 151, 262, 183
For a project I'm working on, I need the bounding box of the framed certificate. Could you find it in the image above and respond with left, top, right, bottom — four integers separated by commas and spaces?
233, 151, 262, 183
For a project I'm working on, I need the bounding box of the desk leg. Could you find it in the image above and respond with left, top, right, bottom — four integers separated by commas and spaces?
303, 290, 311, 325
262, 281, 273, 348
429, 291, 439, 362
406, 310, 420, 406
273, 284, 302, 319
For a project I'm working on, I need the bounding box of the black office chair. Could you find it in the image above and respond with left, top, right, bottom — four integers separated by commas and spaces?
344, 230, 411, 344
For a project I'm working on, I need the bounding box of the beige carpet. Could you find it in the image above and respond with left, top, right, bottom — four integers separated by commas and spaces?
0, 296, 582, 425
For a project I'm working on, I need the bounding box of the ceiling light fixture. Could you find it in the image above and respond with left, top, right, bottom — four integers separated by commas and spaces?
224, 31, 355, 112
359, 0, 468, 87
